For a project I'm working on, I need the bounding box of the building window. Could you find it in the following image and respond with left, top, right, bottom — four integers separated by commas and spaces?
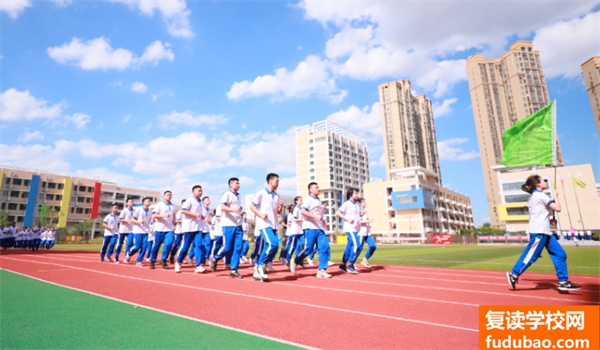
310, 176, 315, 180
88, 187, 94, 193
507, 207, 528, 216
310, 161, 314, 165
58, 183, 63, 190
396, 196, 418, 204
24, 180, 30, 186
85, 208, 91, 214
76, 208, 84, 214
310, 154, 314, 158
19, 204, 26, 211
13, 178, 22, 186
502, 182, 525, 191
48, 182, 56, 189
46, 194, 54, 200
56, 195, 62, 201
309, 147, 314, 151
86, 198, 92, 203
310, 169, 315, 173
4, 178, 10, 184
505, 194, 530, 203
10, 191, 19, 198
20, 192, 28, 198
8, 203, 18, 210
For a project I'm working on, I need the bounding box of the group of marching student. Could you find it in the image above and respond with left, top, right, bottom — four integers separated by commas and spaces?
100, 173, 377, 281
0, 223, 56, 251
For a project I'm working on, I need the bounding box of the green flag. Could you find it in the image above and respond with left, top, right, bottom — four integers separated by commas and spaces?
572, 177, 586, 188
40, 205, 47, 220
501, 101, 557, 167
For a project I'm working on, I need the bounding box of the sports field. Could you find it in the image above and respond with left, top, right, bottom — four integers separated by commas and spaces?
1, 245, 598, 349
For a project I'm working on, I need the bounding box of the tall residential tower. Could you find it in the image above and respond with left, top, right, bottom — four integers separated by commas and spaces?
581, 57, 600, 136
465, 41, 563, 227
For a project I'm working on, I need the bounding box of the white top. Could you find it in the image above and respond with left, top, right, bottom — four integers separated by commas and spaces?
359, 211, 371, 237
33, 226, 43, 237
148, 229, 156, 241
174, 210, 183, 234
212, 206, 223, 237
302, 195, 325, 231
153, 201, 176, 232
119, 207, 135, 233
103, 213, 119, 236
527, 190, 554, 235
339, 199, 361, 233
242, 220, 249, 240
285, 214, 293, 236
200, 204, 210, 233
252, 188, 281, 231
132, 207, 152, 234
48, 230, 55, 240
181, 196, 203, 232
220, 190, 242, 227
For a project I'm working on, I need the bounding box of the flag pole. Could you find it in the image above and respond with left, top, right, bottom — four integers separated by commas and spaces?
571, 177, 585, 230
560, 174, 573, 229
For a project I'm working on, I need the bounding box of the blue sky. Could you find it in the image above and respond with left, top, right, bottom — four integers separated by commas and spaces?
1, 1, 598, 225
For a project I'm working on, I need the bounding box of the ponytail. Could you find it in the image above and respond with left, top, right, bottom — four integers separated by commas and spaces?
521, 175, 541, 194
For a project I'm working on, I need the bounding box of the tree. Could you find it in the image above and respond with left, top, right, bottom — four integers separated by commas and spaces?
0, 210, 10, 226
482, 222, 491, 228
38, 206, 59, 228
72, 219, 95, 242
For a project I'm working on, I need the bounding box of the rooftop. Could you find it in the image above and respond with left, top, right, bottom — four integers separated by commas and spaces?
296, 120, 367, 146
0, 164, 118, 186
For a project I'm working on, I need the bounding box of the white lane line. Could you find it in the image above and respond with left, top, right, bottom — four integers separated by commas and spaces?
13, 255, 479, 307
0, 268, 319, 350
1, 257, 479, 333
372, 258, 600, 269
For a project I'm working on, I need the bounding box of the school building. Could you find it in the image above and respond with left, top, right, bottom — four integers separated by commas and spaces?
0, 165, 161, 228
492, 164, 599, 231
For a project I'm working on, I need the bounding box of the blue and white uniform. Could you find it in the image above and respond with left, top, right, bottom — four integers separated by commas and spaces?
177, 196, 203, 264
360, 211, 376, 260
241, 219, 250, 258
128, 206, 152, 263
198, 203, 212, 265
295, 195, 330, 270
116, 207, 134, 260
285, 208, 302, 262
101, 213, 119, 259
511, 190, 568, 281
210, 206, 223, 260
339, 199, 362, 265
170, 209, 183, 261
213, 190, 243, 271
253, 188, 281, 266
151, 200, 176, 263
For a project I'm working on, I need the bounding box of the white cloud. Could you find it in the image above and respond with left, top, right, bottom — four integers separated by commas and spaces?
296, 1, 597, 97
1, 88, 66, 121
0, 0, 31, 19
131, 81, 148, 93
47, 37, 174, 71
432, 98, 458, 118
0, 143, 71, 171
123, 115, 130, 122
65, 113, 92, 129
326, 102, 381, 142
18, 130, 44, 143
51, 0, 72, 7
109, 0, 194, 38
157, 111, 228, 129
277, 176, 297, 196
232, 127, 297, 173
437, 138, 479, 161
227, 55, 347, 104
152, 94, 158, 101
533, 11, 599, 79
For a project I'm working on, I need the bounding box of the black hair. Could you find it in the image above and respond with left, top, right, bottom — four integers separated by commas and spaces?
110, 203, 119, 208
126, 198, 134, 202
228, 177, 239, 185
288, 204, 294, 211
164, 190, 172, 195
142, 197, 152, 202
359, 197, 366, 203
181, 199, 186, 204
192, 185, 202, 191
202, 196, 209, 201
521, 175, 542, 194
266, 173, 279, 183
294, 196, 302, 205
308, 182, 318, 190
346, 187, 359, 200
241, 212, 246, 216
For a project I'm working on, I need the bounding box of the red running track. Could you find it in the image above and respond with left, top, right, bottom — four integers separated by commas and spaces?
1, 250, 598, 350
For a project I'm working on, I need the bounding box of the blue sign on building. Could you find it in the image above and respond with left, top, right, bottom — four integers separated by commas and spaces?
390, 189, 436, 210
23, 174, 40, 227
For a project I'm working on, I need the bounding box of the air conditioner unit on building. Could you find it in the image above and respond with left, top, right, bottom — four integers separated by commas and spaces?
75, 191, 79, 195
8, 184, 12, 189
10, 172, 15, 176
7, 197, 11, 201
46, 176, 51, 181
75, 202, 78, 206
77, 180, 81, 184
43, 199, 47, 204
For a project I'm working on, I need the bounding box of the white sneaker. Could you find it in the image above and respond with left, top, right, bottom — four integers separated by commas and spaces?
307, 258, 314, 267
317, 270, 332, 278
267, 262, 275, 271
115, 260, 120, 265
124, 255, 131, 264
249, 258, 253, 265
224, 264, 231, 269
188, 259, 194, 266
259, 264, 269, 280
253, 267, 262, 281
360, 258, 371, 268
136, 262, 143, 267
194, 266, 206, 273
175, 262, 181, 273
290, 260, 296, 275
327, 261, 335, 267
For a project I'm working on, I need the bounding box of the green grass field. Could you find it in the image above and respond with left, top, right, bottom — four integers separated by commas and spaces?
52, 243, 600, 276
0, 270, 298, 350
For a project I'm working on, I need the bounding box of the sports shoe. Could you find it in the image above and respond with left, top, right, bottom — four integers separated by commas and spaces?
361, 258, 371, 268
106, 256, 113, 262
188, 259, 194, 266
259, 264, 269, 280
114, 258, 120, 265
327, 261, 335, 267
347, 265, 359, 274
558, 281, 582, 291
253, 266, 263, 282
145, 258, 150, 262
266, 262, 275, 271
210, 259, 217, 272
249, 258, 253, 265
175, 262, 181, 273
290, 260, 296, 274
124, 255, 131, 264
160, 259, 169, 269
279, 257, 287, 266
338, 264, 348, 273
230, 270, 243, 279
298, 261, 307, 269
317, 270, 332, 278
136, 262, 143, 267
194, 266, 206, 273
100, 257, 104, 262
307, 258, 314, 267
169, 256, 175, 264
506, 272, 518, 290
149, 261, 155, 269
224, 264, 231, 269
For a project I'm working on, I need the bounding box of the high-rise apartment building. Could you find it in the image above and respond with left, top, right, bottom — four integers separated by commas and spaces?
465, 41, 563, 227
581, 57, 600, 136
296, 121, 370, 233
378, 80, 440, 181
0, 165, 160, 230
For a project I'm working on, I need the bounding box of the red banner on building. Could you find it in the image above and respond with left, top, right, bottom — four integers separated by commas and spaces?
431, 234, 452, 245
90, 182, 102, 218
